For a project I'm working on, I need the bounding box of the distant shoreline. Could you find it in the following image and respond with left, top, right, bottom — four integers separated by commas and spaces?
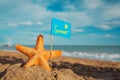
1, 44, 120, 47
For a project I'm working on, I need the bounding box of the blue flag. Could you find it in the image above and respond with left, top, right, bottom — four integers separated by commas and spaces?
51, 18, 71, 38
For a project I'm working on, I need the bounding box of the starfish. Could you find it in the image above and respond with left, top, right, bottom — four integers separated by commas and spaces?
15, 34, 62, 71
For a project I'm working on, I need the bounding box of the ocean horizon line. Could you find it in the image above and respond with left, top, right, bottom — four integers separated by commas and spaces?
1, 44, 120, 47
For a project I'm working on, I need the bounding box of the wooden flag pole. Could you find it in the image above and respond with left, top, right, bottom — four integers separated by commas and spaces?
50, 35, 53, 52
50, 17, 53, 70
50, 18, 53, 69
50, 34, 53, 70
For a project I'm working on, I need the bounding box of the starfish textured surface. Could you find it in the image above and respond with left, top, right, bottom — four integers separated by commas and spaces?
15, 34, 62, 71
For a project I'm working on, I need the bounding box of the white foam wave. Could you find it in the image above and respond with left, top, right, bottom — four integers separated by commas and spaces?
1, 49, 17, 52
62, 51, 120, 62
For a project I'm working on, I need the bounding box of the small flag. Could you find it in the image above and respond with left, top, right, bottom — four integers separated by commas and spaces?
51, 18, 71, 38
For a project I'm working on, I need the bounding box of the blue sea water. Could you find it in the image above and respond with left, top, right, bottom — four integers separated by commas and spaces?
0, 45, 120, 62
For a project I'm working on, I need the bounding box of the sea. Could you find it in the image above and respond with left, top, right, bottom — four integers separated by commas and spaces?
0, 45, 120, 62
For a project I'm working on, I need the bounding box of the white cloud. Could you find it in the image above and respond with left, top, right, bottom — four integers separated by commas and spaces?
64, 1, 75, 10
97, 25, 111, 30
7, 22, 17, 27
89, 33, 118, 39
104, 34, 112, 38
5, 21, 43, 27
18, 21, 33, 26
58, 12, 92, 27
36, 21, 42, 25
82, 0, 120, 30
102, 20, 120, 26
83, 0, 103, 9
104, 34, 117, 38
96, 20, 120, 30
90, 33, 98, 37
68, 12, 92, 27
65, 5, 75, 10
103, 4, 120, 19
72, 29, 84, 33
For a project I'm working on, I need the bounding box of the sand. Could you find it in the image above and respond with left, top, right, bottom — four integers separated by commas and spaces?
0, 51, 120, 80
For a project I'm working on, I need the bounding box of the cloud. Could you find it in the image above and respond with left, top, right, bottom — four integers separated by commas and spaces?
18, 21, 33, 26
36, 21, 42, 25
102, 20, 120, 27
83, 0, 103, 9
96, 20, 120, 30
89, 33, 118, 39
96, 25, 111, 30
51, 12, 92, 28
0, 21, 43, 27
104, 34, 112, 38
72, 29, 84, 33
104, 34, 117, 38
90, 33, 98, 37
7, 22, 17, 27
103, 4, 120, 19
0, 0, 50, 21
81, 0, 120, 30
17, 21, 42, 26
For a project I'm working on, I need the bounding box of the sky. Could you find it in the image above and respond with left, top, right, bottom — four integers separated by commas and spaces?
0, 0, 120, 46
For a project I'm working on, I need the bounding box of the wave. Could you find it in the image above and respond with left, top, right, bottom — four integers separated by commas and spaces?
1, 49, 17, 52
0, 45, 120, 62
62, 51, 120, 62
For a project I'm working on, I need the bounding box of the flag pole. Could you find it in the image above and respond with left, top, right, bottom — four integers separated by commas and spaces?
50, 34, 53, 66
50, 35, 53, 52
50, 18, 53, 70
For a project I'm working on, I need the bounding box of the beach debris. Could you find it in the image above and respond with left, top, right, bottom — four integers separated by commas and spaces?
15, 34, 62, 71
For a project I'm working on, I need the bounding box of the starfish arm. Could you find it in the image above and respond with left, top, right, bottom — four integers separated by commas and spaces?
24, 55, 38, 68
15, 44, 34, 58
41, 61, 51, 71
49, 50, 62, 58
35, 35, 44, 51
38, 57, 51, 71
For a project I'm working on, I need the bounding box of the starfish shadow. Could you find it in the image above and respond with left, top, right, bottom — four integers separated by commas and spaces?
52, 61, 120, 80
0, 56, 25, 65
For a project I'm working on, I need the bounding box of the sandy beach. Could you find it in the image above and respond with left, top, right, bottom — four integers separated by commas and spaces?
0, 50, 120, 80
